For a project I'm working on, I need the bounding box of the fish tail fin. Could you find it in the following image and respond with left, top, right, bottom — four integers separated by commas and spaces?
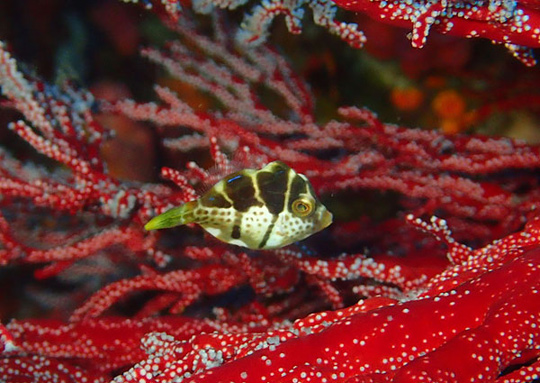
144, 201, 197, 231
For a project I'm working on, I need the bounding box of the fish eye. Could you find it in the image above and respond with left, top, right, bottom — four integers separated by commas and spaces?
292, 197, 314, 217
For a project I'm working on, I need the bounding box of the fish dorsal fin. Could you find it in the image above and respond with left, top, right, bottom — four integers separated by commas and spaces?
196, 159, 253, 195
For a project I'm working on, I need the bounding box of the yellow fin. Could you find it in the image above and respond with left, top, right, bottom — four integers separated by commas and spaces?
144, 201, 197, 230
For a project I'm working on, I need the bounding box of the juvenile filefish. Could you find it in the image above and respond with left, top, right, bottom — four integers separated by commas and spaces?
145, 161, 333, 249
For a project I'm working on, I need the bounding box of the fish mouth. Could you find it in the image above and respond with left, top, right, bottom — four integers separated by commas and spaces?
320, 210, 333, 229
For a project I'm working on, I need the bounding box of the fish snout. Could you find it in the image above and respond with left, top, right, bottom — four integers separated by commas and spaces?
320, 209, 333, 229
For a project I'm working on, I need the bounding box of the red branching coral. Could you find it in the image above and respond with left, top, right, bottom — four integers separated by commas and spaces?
0, 5, 540, 383
329, 0, 540, 65
116, 226, 540, 382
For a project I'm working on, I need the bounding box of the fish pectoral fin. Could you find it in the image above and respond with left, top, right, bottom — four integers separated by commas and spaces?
144, 202, 196, 230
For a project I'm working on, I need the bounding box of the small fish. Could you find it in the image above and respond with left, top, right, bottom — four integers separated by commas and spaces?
145, 161, 333, 249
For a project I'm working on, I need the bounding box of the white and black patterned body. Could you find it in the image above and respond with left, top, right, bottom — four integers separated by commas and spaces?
145, 161, 332, 249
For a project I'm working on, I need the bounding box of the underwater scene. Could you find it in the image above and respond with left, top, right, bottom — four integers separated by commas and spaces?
0, 0, 540, 382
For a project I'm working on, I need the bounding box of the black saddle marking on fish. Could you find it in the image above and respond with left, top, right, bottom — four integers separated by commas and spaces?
258, 215, 279, 249
256, 162, 290, 215
224, 173, 262, 212
200, 189, 232, 208
231, 224, 241, 239
231, 210, 244, 240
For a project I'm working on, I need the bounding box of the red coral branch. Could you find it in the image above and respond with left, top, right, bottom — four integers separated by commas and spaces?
329, 0, 540, 65
110, 218, 540, 382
